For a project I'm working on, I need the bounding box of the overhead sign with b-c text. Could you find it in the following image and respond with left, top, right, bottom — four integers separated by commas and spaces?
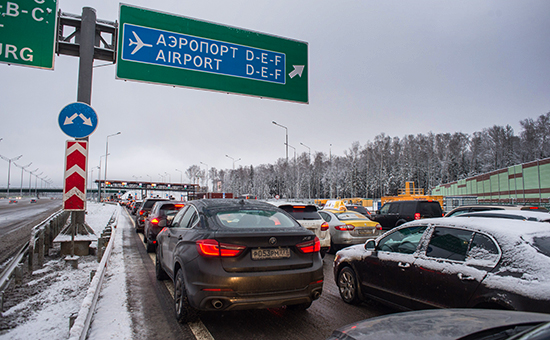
0, 0, 58, 69
117, 4, 308, 104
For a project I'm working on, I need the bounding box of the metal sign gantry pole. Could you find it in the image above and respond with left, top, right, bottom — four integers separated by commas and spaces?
57, 7, 117, 255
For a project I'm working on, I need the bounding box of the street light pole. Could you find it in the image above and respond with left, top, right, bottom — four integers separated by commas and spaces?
18, 162, 32, 197
200, 162, 209, 192
272, 121, 288, 163
300, 142, 311, 199
175, 169, 183, 184
104, 131, 121, 201
29, 168, 38, 195
34, 172, 43, 197
1, 154, 23, 198
225, 154, 241, 170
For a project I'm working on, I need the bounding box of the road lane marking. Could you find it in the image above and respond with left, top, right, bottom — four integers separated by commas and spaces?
126, 208, 214, 340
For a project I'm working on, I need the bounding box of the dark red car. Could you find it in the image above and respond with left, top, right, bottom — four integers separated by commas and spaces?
143, 200, 185, 252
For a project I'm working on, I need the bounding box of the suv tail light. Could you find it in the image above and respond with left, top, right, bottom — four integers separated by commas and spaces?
414, 213, 421, 220
320, 222, 329, 231
150, 218, 159, 225
196, 239, 246, 257
139, 210, 145, 216
297, 237, 320, 254
335, 224, 355, 231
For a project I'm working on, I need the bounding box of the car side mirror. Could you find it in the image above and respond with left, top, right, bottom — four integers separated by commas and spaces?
375, 210, 380, 214
165, 216, 175, 227
365, 239, 376, 250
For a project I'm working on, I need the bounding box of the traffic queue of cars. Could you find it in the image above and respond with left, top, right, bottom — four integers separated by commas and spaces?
124, 197, 550, 337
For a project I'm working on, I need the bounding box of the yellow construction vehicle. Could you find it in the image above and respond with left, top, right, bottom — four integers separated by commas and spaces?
381, 182, 444, 208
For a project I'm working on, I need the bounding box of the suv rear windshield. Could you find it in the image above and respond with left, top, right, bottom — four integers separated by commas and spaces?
216, 209, 297, 228
420, 202, 443, 216
278, 205, 321, 220
143, 199, 168, 209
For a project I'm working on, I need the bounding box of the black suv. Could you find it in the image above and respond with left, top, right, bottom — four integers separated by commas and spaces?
370, 200, 443, 230
135, 198, 169, 232
155, 199, 323, 323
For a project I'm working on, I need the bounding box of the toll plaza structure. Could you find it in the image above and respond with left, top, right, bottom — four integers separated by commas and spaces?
95, 180, 198, 201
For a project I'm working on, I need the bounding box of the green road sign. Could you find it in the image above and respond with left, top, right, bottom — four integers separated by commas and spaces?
117, 4, 308, 104
0, 0, 58, 69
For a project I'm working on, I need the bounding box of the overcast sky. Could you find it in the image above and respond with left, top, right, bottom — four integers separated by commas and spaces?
1, 0, 549, 189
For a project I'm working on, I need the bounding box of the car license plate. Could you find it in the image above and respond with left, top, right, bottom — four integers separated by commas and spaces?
251, 248, 291, 260
357, 229, 373, 235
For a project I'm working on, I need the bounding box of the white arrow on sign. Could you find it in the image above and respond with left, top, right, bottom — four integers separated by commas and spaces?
79, 113, 93, 126
289, 65, 305, 79
64, 113, 93, 126
64, 113, 79, 125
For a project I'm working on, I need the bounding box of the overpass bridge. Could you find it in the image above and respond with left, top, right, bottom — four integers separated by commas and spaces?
1, 179, 198, 200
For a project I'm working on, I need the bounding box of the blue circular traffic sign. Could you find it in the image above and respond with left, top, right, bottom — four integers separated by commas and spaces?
58, 102, 98, 138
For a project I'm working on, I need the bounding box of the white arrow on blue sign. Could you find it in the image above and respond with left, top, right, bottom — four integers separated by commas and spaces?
58, 102, 98, 138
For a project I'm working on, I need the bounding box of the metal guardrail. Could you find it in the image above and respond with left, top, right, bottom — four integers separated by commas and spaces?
0, 209, 70, 310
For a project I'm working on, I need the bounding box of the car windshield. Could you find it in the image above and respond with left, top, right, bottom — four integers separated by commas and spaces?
216, 209, 297, 228
335, 212, 368, 221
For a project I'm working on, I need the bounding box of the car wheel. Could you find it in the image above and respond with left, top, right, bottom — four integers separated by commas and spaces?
174, 269, 199, 323
155, 249, 169, 281
287, 301, 312, 310
337, 267, 361, 305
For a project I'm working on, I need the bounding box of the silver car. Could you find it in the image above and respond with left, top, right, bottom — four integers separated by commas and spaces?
269, 202, 331, 257
319, 209, 382, 252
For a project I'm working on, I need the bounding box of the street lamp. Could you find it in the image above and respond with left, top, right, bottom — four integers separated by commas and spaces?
225, 154, 241, 170
300, 142, 312, 199
0, 154, 22, 198
98, 154, 107, 201
104, 131, 121, 200
164, 172, 171, 183
272, 121, 288, 163
18, 162, 32, 197
175, 169, 183, 184
34, 172, 43, 197
300, 142, 311, 162
200, 162, 209, 192
29, 168, 38, 195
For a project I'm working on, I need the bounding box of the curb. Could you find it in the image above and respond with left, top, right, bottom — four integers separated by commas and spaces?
68, 204, 120, 340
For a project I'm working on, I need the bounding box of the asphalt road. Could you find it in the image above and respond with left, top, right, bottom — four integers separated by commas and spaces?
0, 198, 62, 266
121, 208, 395, 340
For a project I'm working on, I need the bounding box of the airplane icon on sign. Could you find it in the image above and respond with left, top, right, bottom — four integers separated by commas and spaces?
129, 31, 153, 55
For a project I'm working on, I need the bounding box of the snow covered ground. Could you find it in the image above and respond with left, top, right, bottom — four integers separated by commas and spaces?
0, 202, 133, 340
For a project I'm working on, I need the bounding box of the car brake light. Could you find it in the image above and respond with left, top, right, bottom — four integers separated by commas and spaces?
150, 218, 159, 225
174, 204, 185, 208
414, 213, 421, 220
335, 224, 355, 231
139, 210, 145, 215
297, 237, 320, 253
196, 239, 246, 257
321, 222, 329, 231
376, 224, 382, 231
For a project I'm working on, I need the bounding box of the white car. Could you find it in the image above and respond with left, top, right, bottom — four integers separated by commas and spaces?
269, 202, 331, 257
